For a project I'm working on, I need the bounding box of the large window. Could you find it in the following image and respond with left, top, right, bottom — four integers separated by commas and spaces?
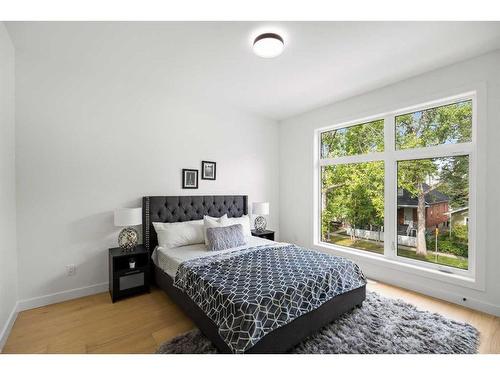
318, 94, 474, 278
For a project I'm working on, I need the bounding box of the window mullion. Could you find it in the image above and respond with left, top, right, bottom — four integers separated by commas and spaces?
384, 115, 396, 259
394, 142, 473, 161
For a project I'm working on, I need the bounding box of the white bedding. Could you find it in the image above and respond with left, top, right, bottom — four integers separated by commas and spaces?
152, 236, 286, 277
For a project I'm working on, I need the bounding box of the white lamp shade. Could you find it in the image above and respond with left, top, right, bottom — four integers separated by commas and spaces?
252, 202, 269, 215
114, 207, 142, 227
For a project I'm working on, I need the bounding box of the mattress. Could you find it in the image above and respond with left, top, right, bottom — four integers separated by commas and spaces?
153, 236, 283, 277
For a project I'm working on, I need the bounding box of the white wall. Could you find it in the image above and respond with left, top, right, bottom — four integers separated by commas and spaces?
279, 51, 500, 316
14, 42, 280, 304
0, 22, 18, 348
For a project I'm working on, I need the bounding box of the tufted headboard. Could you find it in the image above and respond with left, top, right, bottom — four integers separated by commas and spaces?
142, 195, 248, 252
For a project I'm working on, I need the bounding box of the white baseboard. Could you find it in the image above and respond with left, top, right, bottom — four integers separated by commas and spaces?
412, 285, 500, 317
0, 302, 19, 353
16, 282, 109, 312
0, 283, 109, 351
369, 274, 500, 317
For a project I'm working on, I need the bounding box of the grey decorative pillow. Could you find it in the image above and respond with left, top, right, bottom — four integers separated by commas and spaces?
206, 224, 246, 251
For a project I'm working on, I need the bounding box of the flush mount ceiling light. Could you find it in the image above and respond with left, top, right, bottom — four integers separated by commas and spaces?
253, 33, 284, 58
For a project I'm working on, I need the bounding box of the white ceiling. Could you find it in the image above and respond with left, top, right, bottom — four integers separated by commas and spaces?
6, 21, 500, 121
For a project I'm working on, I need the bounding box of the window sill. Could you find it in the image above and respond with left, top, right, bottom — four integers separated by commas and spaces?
314, 241, 484, 291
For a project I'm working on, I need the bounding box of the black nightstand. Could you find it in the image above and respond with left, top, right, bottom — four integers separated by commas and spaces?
109, 245, 150, 303
251, 229, 275, 241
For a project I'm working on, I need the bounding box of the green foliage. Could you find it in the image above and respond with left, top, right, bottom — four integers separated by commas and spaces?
395, 100, 472, 150
426, 231, 468, 258
439, 156, 469, 209
322, 161, 384, 231
451, 223, 468, 244
395, 100, 471, 208
321, 120, 384, 158
321, 101, 472, 237
397, 159, 436, 198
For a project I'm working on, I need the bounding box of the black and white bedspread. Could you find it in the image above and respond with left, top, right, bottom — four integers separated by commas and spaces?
173, 244, 366, 353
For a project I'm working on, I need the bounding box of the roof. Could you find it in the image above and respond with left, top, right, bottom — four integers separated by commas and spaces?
447, 207, 469, 215
397, 184, 450, 208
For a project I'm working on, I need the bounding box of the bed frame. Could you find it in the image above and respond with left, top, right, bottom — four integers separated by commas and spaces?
143, 195, 366, 353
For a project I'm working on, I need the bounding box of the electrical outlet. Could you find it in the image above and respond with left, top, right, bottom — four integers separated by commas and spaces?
66, 264, 76, 276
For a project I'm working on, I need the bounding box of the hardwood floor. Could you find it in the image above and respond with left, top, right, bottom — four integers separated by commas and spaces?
3, 289, 195, 354
2, 281, 499, 354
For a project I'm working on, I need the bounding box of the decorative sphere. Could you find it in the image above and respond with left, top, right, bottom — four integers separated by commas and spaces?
118, 227, 138, 251
254, 216, 267, 231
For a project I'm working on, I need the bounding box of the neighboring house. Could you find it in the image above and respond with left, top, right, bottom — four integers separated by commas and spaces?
447, 207, 469, 227
397, 184, 450, 230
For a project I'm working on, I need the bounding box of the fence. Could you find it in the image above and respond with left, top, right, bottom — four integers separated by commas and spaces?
346, 227, 417, 247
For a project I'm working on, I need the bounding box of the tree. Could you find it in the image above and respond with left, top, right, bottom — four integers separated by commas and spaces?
322, 162, 384, 236
397, 159, 437, 255
321, 120, 384, 159
439, 155, 469, 209
321, 120, 384, 241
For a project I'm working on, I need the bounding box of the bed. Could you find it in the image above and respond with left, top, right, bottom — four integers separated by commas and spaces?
143, 195, 366, 353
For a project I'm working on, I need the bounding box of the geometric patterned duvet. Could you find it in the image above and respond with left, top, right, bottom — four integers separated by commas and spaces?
174, 244, 366, 353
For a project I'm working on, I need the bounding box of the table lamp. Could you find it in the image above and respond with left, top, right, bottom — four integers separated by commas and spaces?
114, 207, 142, 251
252, 202, 269, 232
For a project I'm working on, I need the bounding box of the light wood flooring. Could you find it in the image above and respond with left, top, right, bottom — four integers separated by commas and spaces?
2, 281, 499, 354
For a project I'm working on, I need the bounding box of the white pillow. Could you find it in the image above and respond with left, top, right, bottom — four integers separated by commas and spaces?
203, 214, 228, 246
153, 220, 204, 249
222, 215, 252, 237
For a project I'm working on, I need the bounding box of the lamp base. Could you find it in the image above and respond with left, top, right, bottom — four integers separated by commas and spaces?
254, 216, 267, 232
118, 227, 138, 252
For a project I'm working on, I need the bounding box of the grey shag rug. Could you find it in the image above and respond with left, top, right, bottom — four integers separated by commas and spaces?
156, 292, 479, 354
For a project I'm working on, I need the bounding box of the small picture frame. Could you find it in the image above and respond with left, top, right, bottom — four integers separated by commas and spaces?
201, 161, 216, 180
182, 169, 198, 189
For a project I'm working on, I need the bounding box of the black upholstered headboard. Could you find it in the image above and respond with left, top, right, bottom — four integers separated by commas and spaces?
142, 195, 248, 252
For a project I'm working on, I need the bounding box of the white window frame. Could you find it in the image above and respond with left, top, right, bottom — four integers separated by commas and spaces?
314, 90, 481, 289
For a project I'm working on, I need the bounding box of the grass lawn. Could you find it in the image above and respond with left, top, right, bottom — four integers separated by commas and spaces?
325, 235, 468, 269
326, 235, 384, 254
397, 248, 468, 270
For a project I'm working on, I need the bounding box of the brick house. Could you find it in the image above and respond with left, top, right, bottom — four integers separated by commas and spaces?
397, 184, 450, 230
